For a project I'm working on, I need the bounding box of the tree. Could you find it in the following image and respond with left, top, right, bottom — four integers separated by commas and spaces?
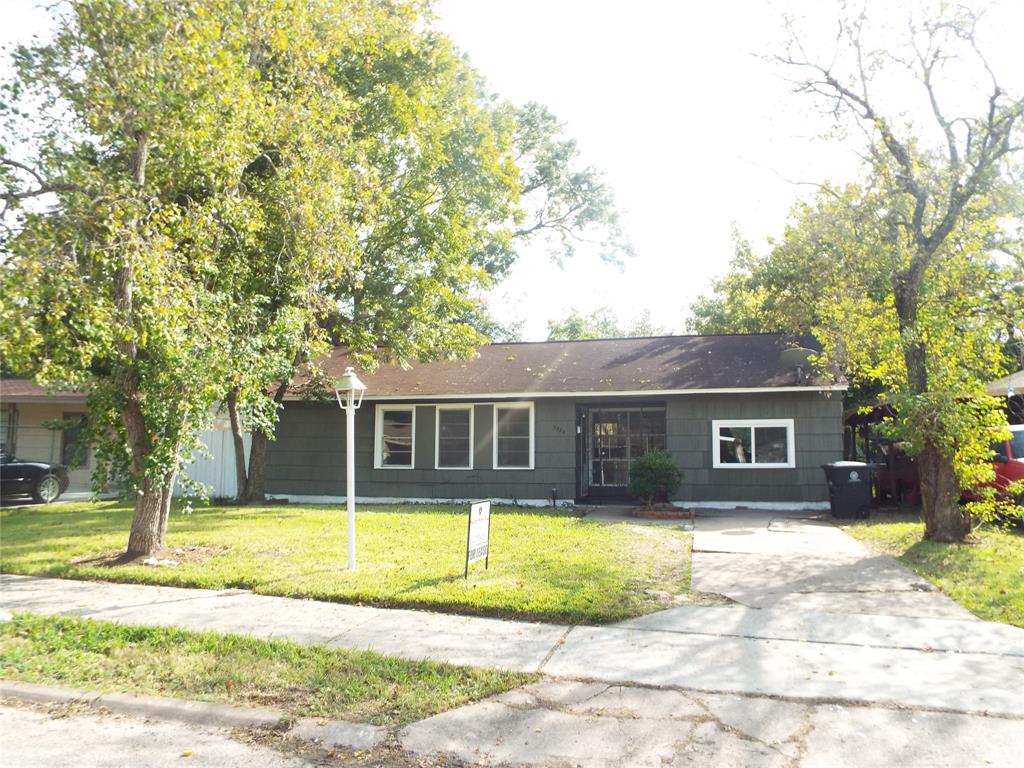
218, 2, 430, 503
226, 41, 633, 501
511, 102, 634, 265
774, 2, 1024, 541
687, 208, 892, 336
548, 306, 667, 340
0, 0, 389, 553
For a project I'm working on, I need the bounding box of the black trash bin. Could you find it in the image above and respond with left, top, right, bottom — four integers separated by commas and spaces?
822, 461, 873, 519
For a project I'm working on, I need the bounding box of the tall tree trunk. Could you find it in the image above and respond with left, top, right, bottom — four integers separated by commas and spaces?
894, 262, 970, 542
120, 364, 166, 556
226, 389, 249, 502
918, 442, 970, 541
241, 378, 289, 503
126, 475, 165, 556
121, 127, 165, 557
244, 429, 269, 502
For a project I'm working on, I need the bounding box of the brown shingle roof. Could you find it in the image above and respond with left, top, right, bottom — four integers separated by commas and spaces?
0, 379, 87, 403
309, 334, 842, 400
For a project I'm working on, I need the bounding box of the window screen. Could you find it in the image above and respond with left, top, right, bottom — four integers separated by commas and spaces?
437, 407, 472, 468
495, 406, 531, 468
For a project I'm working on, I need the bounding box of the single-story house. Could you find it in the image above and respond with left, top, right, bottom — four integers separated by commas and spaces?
266, 333, 846, 509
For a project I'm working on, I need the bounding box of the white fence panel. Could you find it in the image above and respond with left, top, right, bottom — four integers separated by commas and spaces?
176, 429, 250, 499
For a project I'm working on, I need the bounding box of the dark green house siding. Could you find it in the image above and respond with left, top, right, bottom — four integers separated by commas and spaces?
265, 390, 843, 505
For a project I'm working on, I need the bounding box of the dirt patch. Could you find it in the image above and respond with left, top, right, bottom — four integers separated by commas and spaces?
71, 544, 230, 568
237, 726, 480, 768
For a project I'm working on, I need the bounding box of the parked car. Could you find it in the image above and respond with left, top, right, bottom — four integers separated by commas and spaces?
0, 451, 70, 503
988, 425, 1024, 506
958, 425, 1024, 524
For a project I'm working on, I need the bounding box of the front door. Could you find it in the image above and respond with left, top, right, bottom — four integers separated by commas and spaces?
577, 405, 667, 500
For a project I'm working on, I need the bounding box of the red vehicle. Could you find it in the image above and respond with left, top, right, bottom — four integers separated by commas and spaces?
987, 425, 1024, 504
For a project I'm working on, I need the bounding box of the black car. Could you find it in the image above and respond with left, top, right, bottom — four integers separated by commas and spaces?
0, 451, 70, 503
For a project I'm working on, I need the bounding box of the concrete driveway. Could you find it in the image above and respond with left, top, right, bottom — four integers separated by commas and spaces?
690, 509, 976, 620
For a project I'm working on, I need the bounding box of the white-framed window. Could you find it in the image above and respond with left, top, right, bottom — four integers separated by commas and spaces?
435, 405, 474, 470
374, 406, 416, 469
493, 402, 534, 470
712, 419, 795, 469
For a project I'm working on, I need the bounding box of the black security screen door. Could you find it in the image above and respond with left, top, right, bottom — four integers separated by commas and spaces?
589, 407, 667, 489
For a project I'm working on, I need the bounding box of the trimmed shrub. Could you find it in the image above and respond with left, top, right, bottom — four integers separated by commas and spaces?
628, 450, 683, 508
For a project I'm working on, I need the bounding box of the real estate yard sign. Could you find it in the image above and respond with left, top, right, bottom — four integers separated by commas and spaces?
465, 500, 491, 577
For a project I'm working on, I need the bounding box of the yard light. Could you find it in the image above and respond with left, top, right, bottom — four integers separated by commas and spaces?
334, 366, 367, 570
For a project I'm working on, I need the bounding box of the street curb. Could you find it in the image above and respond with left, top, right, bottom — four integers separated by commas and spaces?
0, 679, 386, 748
0, 680, 284, 729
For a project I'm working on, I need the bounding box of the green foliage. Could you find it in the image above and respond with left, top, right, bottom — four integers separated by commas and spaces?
511, 102, 633, 265
0, 500, 694, 624
329, 65, 633, 369
0, 613, 531, 726
548, 306, 666, 341
0, 0, 284, 496
689, 0, 1024, 539
694, 177, 1020, 517
687, 206, 893, 336
0, 0, 632, 514
807, 176, 1021, 506
769, 3, 1024, 540
628, 450, 683, 508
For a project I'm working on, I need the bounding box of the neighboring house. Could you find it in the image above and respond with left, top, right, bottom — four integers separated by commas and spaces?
0, 379, 247, 498
266, 334, 846, 509
0, 379, 93, 493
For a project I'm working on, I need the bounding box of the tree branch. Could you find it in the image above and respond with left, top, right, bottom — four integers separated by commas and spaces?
0, 157, 77, 207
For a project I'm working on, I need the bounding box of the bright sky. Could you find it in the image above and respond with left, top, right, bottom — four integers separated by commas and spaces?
4, 1, 1021, 340
435, 0, 1022, 338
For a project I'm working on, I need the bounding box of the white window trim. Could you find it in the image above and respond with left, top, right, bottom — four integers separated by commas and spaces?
435, 405, 475, 470
712, 418, 796, 469
492, 401, 535, 470
374, 405, 416, 470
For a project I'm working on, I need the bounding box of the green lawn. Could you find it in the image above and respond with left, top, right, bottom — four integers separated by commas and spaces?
0, 613, 530, 726
841, 513, 1024, 627
0, 501, 693, 624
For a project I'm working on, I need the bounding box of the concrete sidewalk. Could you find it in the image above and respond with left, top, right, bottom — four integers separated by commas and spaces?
3, 574, 1023, 717
400, 678, 1024, 768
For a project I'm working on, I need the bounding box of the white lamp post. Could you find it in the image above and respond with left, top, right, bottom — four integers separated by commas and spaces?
334, 366, 366, 570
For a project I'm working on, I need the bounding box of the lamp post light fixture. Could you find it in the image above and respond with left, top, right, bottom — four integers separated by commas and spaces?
334, 366, 367, 570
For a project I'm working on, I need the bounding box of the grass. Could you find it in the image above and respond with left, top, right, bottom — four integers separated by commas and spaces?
0, 501, 693, 624
0, 613, 531, 726
840, 512, 1024, 627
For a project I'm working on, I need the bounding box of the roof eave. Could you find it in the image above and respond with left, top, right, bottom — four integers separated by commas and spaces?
286, 384, 848, 402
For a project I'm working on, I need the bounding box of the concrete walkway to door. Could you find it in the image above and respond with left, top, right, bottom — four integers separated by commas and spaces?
690, 509, 976, 620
